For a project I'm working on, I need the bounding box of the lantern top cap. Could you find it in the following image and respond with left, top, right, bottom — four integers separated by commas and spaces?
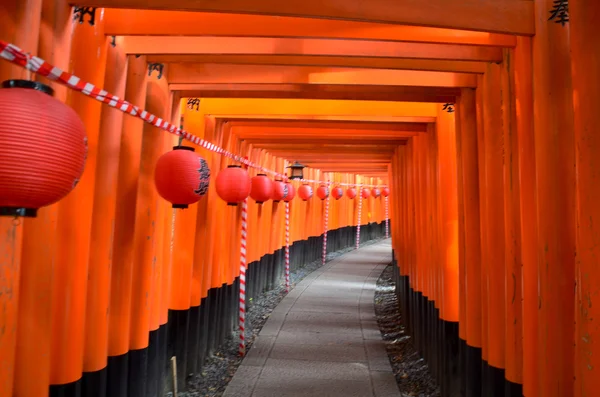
3, 79, 54, 96
286, 161, 305, 169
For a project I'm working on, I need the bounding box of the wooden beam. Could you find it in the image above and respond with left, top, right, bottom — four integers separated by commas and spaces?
227, 119, 427, 131
215, 115, 437, 123
168, 64, 477, 88
230, 126, 423, 139
79, 0, 534, 35
104, 10, 517, 46
175, 83, 460, 103
123, 36, 502, 62
149, 55, 486, 74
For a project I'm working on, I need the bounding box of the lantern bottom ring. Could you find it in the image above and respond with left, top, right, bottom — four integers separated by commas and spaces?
0, 207, 38, 218
227, 202, 239, 206
172, 203, 189, 209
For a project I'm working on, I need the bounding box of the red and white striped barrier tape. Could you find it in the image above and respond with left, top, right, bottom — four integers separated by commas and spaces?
285, 201, 290, 292
0, 39, 388, 189
239, 198, 248, 356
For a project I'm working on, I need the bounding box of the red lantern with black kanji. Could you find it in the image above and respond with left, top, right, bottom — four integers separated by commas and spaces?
250, 174, 273, 204
298, 184, 313, 201
0, 80, 87, 217
215, 165, 251, 206
382, 187, 390, 197
361, 188, 371, 199
155, 145, 211, 208
346, 187, 357, 199
332, 186, 343, 200
284, 182, 296, 202
316, 184, 329, 200
272, 179, 287, 202
371, 188, 381, 198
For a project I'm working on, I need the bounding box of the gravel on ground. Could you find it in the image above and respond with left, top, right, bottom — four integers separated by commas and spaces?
374, 265, 441, 397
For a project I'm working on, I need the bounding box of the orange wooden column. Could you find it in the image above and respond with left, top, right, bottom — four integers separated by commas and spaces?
0, 1, 42, 395
481, 63, 506, 395
512, 36, 537, 397
457, 88, 483, 396
570, 1, 600, 395
82, 36, 127, 393
127, 62, 169, 397
106, 54, 147, 397
50, 8, 108, 393
437, 108, 459, 324
532, 1, 576, 395
11, 1, 67, 395
500, 48, 523, 394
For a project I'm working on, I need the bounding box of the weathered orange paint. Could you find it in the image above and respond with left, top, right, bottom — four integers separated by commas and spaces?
50, 10, 108, 385
84, 35, 127, 374
533, 0, 576, 394
108, 55, 147, 357
129, 65, 169, 350
501, 48, 523, 386
571, 1, 600, 396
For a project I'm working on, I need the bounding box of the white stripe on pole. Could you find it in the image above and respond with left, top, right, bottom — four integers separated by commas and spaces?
356, 185, 363, 250
239, 198, 248, 356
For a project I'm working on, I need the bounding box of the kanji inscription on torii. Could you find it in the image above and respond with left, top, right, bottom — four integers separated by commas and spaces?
549, 0, 569, 26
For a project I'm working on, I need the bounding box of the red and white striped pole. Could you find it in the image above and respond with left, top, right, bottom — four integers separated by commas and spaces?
239, 198, 248, 356
322, 181, 331, 266
356, 185, 363, 250
385, 195, 389, 239
285, 199, 291, 292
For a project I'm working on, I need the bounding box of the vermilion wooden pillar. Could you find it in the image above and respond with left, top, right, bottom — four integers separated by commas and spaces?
513, 37, 537, 397
0, 1, 42, 395
82, 35, 127, 397
532, 1, 576, 395
481, 63, 506, 397
128, 63, 169, 397
50, 7, 108, 397
12, 0, 67, 395
501, 48, 524, 396
457, 88, 483, 397
106, 55, 147, 397
570, 1, 600, 396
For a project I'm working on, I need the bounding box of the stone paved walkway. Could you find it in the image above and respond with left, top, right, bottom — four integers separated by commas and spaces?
223, 240, 400, 397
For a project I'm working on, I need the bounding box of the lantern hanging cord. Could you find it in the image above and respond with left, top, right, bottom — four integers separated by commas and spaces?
0, 40, 387, 188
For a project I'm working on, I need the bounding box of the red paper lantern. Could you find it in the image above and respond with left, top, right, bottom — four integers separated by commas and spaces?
155, 146, 211, 208
346, 187, 357, 199
272, 179, 287, 202
332, 186, 344, 200
283, 182, 296, 202
372, 188, 381, 198
382, 187, 390, 197
0, 80, 87, 217
316, 184, 329, 200
250, 174, 273, 204
216, 165, 251, 205
361, 188, 371, 199
298, 184, 313, 201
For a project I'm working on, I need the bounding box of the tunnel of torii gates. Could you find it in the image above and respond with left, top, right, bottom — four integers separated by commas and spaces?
0, 1, 598, 397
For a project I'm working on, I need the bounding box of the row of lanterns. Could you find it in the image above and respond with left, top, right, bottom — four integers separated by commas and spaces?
154, 147, 390, 208
0, 79, 388, 217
